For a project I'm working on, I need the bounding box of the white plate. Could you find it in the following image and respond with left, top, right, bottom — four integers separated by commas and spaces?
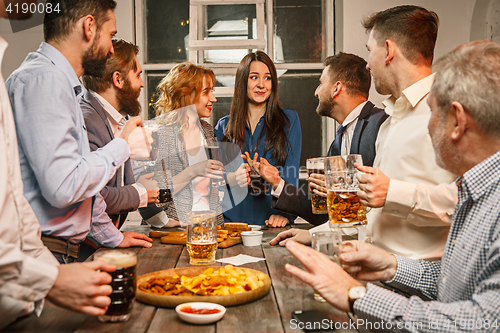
175, 302, 226, 324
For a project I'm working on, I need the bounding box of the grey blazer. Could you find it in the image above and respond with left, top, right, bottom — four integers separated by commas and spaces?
81, 91, 140, 228
138, 119, 224, 225
272, 101, 388, 226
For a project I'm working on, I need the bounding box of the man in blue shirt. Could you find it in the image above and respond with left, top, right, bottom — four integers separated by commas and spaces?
6, 0, 152, 264
286, 41, 500, 331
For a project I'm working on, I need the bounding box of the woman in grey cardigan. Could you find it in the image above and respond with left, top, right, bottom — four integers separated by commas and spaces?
139, 62, 225, 226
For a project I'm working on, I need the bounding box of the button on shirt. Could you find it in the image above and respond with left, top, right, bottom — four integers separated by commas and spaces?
367, 75, 456, 259
354, 150, 500, 330
6, 42, 128, 247
0, 37, 59, 329
90, 91, 148, 207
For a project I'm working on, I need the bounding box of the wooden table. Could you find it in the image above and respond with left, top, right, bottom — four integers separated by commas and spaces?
5, 226, 360, 333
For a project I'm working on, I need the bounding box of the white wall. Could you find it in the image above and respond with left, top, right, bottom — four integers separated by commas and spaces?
339, 0, 477, 107
0, 0, 135, 79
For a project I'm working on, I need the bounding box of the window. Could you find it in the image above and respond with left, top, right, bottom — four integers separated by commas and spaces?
135, 0, 336, 167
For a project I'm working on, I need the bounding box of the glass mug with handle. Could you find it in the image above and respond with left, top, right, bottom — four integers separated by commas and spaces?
325, 154, 368, 228
306, 157, 327, 214
94, 250, 137, 323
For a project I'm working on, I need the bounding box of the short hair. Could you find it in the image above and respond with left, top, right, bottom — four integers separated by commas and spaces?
43, 0, 117, 43
362, 5, 439, 67
81, 39, 139, 93
324, 52, 371, 99
431, 40, 500, 139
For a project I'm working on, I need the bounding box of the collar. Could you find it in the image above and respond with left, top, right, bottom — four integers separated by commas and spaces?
461, 150, 500, 201
382, 74, 435, 113
36, 42, 84, 99
90, 90, 125, 125
342, 101, 367, 127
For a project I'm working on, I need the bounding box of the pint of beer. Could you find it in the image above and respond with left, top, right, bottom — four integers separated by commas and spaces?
324, 155, 367, 228
186, 210, 218, 265
94, 250, 137, 323
306, 157, 327, 214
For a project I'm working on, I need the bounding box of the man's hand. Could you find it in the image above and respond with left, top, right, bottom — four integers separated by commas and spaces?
269, 228, 312, 246
119, 116, 144, 143
46, 261, 115, 316
127, 126, 154, 160
356, 164, 390, 207
118, 232, 153, 248
285, 240, 363, 312
265, 214, 289, 228
309, 173, 327, 197
137, 172, 160, 203
340, 240, 398, 281
191, 160, 225, 179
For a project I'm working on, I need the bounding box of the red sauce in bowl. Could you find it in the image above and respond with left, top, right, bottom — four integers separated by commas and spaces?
180, 306, 221, 315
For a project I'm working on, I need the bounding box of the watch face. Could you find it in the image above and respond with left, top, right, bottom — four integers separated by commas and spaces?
349, 286, 367, 300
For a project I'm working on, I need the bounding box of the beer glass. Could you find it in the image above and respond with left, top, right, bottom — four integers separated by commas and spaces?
325, 154, 367, 228
205, 137, 226, 188
306, 157, 327, 214
132, 120, 158, 167
186, 210, 218, 265
311, 230, 342, 302
94, 250, 137, 322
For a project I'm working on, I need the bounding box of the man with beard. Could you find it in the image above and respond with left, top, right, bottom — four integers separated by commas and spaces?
6, 0, 153, 265
245, 53, 387, 227
81, 39, 181, 232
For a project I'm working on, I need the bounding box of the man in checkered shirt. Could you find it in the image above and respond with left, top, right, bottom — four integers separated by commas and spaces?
285, 40, 500, 332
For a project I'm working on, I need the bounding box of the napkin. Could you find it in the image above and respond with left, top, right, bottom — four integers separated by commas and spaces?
216, 254, 265, 266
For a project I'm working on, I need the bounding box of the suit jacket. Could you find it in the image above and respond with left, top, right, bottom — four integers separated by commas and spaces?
272, 101, 388, 225
81, 91, 140, 228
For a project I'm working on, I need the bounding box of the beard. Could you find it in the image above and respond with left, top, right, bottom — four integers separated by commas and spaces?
82, 35, 110, 77
316, 95, 334, 117
430, 119, 460, 172
117, 78, 142, 117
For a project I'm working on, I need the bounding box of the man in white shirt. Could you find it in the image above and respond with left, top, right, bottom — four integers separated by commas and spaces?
271, 5, 457, 259
0, 2, 120, 328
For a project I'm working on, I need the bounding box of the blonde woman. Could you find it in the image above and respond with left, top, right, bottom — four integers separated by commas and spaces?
139, 62, 226, 226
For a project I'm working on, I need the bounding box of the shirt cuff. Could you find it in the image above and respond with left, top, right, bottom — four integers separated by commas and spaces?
308, 222, 330, 236
132, 183, 148, 208
382, 179, 417, 218
385, 255, 422, 286
353, 283, 407, 322
271, 178, 285, 198
104, 138, 130, 168
145, 211, 170, 228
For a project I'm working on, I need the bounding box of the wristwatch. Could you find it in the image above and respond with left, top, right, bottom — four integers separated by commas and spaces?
348, 285, 367, 313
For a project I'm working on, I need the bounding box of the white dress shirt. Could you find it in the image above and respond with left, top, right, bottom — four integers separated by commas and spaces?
367, 74, 457, 259
90, 91, 148, 208
340, 101, 366, 155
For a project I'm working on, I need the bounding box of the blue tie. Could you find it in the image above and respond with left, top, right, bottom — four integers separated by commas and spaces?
333, 124, 345, 155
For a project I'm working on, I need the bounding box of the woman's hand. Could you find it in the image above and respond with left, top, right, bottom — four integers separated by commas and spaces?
191, 159, 225, 179
234, 163, 250, 187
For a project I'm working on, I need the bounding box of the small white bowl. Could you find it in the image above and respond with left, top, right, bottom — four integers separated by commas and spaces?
175, 302, 226, 325
248, 225, 262, 231
241, 231, 263, 246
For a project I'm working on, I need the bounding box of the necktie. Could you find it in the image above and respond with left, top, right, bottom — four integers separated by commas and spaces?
333, 124, 345, 155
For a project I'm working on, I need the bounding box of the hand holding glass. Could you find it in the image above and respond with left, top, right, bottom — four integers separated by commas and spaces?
205, 137, 226, 188
130, 120, 158, 167
307, 157, 327, 214
325, 154, 368, 228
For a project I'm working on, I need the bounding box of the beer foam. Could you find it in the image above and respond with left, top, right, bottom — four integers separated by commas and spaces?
95, 251, 137, 267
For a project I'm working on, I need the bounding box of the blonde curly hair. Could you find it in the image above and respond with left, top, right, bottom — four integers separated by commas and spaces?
154, 62, 215, 132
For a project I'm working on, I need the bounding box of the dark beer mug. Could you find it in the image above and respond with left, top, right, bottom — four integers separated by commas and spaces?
94, 250, 137, 322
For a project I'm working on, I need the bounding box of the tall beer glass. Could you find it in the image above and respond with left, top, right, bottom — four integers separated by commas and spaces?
94, 250, 137, 322
186, 210, 218, 265
325, 154, 367, 228
306, 157, 327, 214
205, 137, 226, 188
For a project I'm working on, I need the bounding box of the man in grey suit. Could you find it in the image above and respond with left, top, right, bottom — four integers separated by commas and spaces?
250, 53, 387, 227
80, 39, 159, 229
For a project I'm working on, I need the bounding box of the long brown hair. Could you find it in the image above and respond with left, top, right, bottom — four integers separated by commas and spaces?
155, 62, 215, 132
222, 51, 290, 166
